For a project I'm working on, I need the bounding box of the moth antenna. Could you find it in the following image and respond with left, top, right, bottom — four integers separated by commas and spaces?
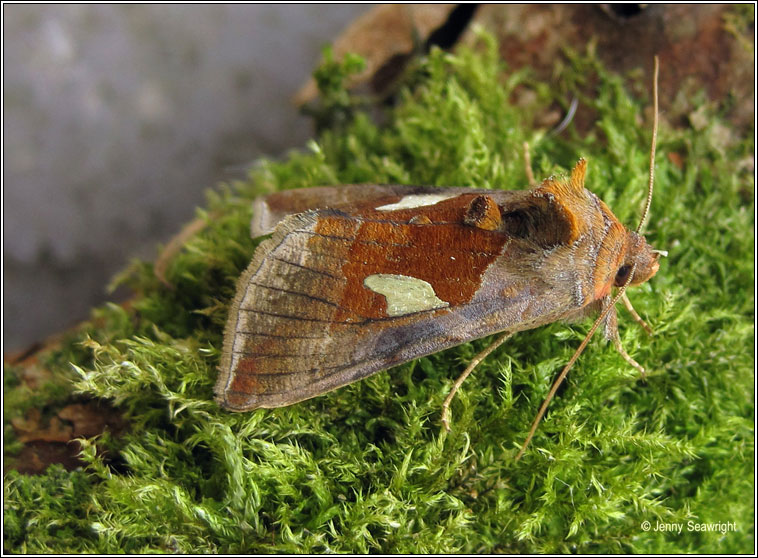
523, 142, 536, 187
517, 57, 661, 459
636, 55, 659, 234
549, 96, 579, 136
515, 264, 638, 461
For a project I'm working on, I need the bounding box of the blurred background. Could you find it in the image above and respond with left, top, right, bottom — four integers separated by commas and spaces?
4, 4, 751, 353
3, 4, 373, 351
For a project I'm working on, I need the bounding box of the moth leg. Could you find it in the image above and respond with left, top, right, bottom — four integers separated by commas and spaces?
441, 331, 512, 432
613, 338, 646, 378
603, 297, 646, 378
621, 292, 654, 335
522, 142, 537, 187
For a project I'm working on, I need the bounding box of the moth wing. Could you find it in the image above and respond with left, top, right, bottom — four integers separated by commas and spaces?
251, 184, 476, 237
217, 187, 573, 411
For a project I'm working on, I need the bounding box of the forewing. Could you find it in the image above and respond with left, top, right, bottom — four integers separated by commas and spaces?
251, 184, 478, 237
217, 186, 587, 411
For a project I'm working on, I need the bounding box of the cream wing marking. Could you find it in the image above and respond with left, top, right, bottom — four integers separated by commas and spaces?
375, 193, 457, 211
363, 274, 450, 317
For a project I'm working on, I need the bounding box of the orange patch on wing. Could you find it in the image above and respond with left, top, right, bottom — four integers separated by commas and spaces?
313, 194, 510, 319
229, 359, 265, 396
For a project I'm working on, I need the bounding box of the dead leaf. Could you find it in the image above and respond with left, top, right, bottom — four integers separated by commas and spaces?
294, 4, 458, 105
12, 408, 73, 443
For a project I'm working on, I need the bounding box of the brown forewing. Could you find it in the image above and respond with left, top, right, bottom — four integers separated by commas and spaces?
216, 176, 625, 411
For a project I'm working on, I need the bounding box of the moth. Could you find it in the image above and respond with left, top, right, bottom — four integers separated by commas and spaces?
216, 59, 663, 459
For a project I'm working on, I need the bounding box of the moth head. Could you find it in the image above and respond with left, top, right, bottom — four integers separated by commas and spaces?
615, 230, 661, 287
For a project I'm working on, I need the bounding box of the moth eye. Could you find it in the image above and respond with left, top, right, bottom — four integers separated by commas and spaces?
615, 264, 632, 286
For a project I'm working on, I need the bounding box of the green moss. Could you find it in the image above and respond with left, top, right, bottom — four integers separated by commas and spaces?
4, 31, 753, 553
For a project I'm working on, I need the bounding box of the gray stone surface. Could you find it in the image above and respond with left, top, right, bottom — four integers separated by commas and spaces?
3, 4, 373, 351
